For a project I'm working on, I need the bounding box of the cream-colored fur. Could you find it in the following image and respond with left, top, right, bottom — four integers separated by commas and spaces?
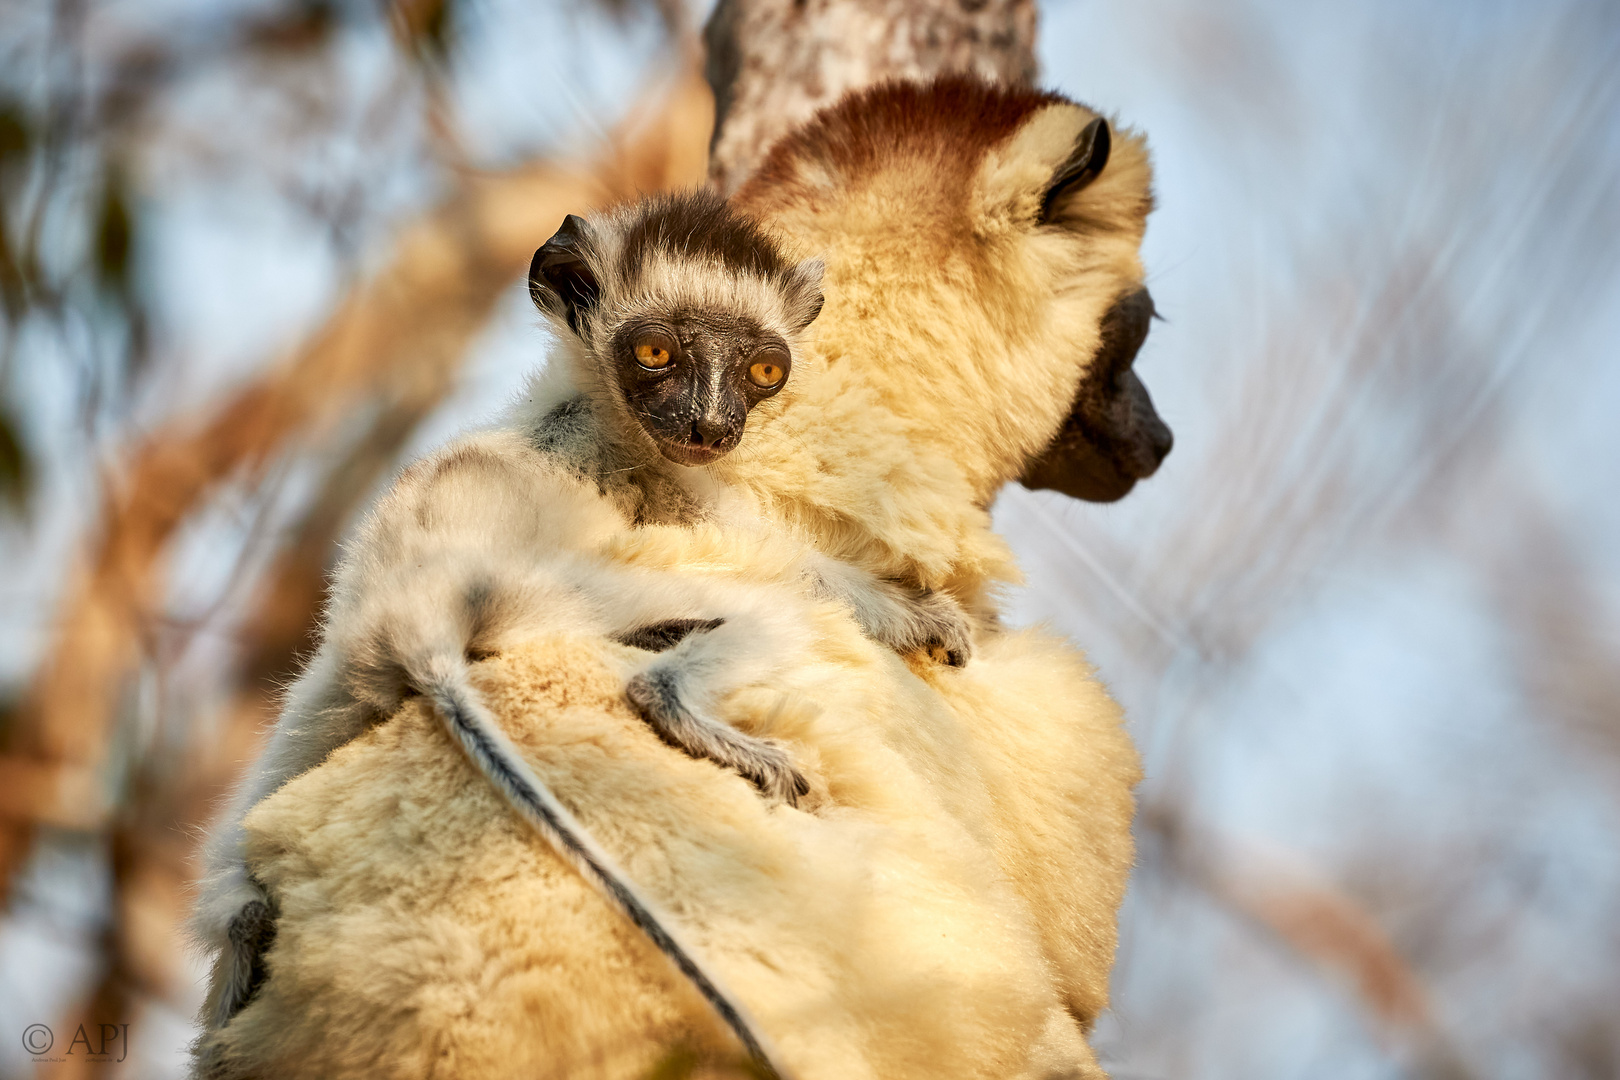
192, 192, 973, 1036
193, 80, 1152, 1078
193, 526, 1137, 1080
190, 422, 971, 1033
196, 612, 1117, 1079
609, 521, 1141, 1035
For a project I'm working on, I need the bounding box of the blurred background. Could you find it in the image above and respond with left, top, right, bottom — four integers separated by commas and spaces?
0, 0, 1616, 1076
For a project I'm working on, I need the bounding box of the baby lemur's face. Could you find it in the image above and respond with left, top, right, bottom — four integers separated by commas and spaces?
528, 191, 823, 470
611, 311, 791, 466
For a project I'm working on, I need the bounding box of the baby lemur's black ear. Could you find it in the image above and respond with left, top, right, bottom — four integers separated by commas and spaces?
529, 214, 600, 335
1040, 117, 1111, 224
1019, 286, 1172, 503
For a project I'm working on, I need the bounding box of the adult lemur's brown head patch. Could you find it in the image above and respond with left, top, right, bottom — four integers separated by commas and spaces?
743, 77, 1069, 199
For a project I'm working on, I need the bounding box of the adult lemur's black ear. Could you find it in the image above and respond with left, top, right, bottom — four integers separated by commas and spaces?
1039, 117, 1111, 224
529, 214, 600, 335
1019, 286, 1172, 502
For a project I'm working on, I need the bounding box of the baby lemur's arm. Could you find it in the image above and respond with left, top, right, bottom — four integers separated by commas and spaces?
802, 552, 973, 667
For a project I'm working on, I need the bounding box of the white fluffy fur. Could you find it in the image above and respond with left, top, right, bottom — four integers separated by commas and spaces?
189, 425, 971, 1035
195, 594, 1124, 1079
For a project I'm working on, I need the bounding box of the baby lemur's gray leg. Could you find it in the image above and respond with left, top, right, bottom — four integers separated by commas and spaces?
611, 556, 971, 804
802, 553, 975, 666
616, 616, 810, 806
626, 664, 810, 806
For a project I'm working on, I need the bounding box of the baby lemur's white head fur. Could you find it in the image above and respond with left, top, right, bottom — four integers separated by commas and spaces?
529, 190, 824, 468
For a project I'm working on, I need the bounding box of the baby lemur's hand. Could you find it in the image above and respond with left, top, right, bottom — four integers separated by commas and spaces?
805, 557, 975, 667
854, 581, 974, 667
892, 585, 974, 667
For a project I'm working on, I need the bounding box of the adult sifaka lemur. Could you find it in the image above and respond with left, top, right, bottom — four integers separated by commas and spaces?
194, 75, 1171, 1080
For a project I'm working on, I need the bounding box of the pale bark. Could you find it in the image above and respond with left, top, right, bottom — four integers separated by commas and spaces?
704, 0, 1038, 191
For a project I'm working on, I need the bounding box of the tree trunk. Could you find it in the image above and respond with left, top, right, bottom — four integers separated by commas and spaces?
704, 0, 1038, 192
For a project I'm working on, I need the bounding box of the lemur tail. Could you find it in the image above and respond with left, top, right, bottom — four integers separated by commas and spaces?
423, 666, 792, 1080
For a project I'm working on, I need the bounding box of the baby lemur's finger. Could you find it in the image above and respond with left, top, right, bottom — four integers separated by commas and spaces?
906, 587, 975, 667
732, 739, 812, 805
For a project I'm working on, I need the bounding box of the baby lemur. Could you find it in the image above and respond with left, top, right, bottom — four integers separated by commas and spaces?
194, 190, 972, 1076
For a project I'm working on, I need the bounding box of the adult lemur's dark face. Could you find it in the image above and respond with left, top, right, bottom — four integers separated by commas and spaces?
1019, 286, 1172, 502
610, 313, 790, 466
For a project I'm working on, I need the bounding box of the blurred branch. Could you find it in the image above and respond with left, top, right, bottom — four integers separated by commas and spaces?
1144, 803, 1476, 1080
0, 758, 103, 830
0, 60, 715, 899
1483, 488, 1620, 776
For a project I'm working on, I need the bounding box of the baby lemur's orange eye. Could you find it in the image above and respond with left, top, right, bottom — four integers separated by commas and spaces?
747, 348, 789, 390
633, 333, 675, 369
